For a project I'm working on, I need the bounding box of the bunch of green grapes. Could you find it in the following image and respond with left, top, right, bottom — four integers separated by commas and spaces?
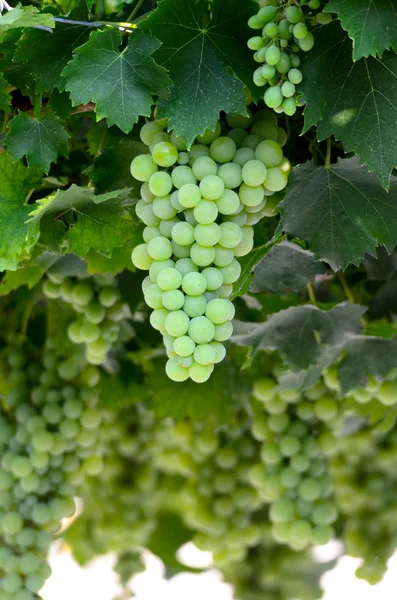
43, 273, 129, 365
248, 0, 332, 114
331, 427, 397, 584
64, 404, 171, 583
220, 529, 328, 600
130, 112, 291, 383
249, 370, 340, 551
0, 345, 103, 599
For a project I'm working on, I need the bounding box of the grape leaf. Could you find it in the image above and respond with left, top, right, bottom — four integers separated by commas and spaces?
278, 157, 397, 270
14, 5, 90, 92
326, 0, 397, 60
368, 276, 397, 318
140, 0, 258, 145
0, 251, 57, 296
231, 302, 365, 369
28, 184, 137, 258
0, 5, 54, 32
86, 138, 146, 196
63, 28, 172, 133
0, 152, 42, 270
6, 113, 69, 173
364, 246, 397, 281
85, 247, 135, 275
0, 74, 10, 111
300, 21, 397, 189
231, 241, 277, 301
148, 357, 251, 423
250, 241, 326, 294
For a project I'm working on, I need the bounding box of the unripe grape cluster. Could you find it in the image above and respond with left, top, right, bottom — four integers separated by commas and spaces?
248, 0, 332, 114
130, 112, 291, 382
331, 426, 397, 585
43, 273, 129, 365
249, 370, 339, 551
0, 345, 104, 598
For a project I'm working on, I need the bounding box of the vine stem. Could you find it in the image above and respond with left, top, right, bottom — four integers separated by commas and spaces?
126, 0, 145, 22
307, 282, 316, 305
325, 137, 332, 168
337, 272, 355, 304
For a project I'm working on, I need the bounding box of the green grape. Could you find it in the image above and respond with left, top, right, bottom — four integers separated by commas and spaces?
210, 137, 237, 163
130, 154, 158, 181
213, 320, 233, 341
188, 316, 215, 344
210, 342, 226, 363
171, 166, 197, 190
173, 335, 196, 357
199, 175, 225, 200
281, 81, 295, 98
288, 68, 303, 84
183, 295, 207, 318
285, 5, 302, 23
264, 167, 288, 191
193, 200, 219, 225
140, 121, 162, 145
164, 310, 190, 337
219, 222, 243, 248
159, 218, 180, 238
282, 97, 297, 116
194, 344, 216, 366
265, 45, 281, 65
293, 22, 308, 39
298, 32, 315, 51
166, 357, 189, 382
316, 12, 332, 25
145, 284, 167, 309
217, 163, 243, 190
215, 190, 240, 216
149, 259, 175, 283
131, 244, 153, 270
241, 160, 267, 186
152, 197, 177, 220
376, 381, 397, 405
205, 299, 234, 324
227, 128, 249, 146
264, 86, 283, 109
148, 171, 173, 197
140, 203, 161, 227
192, 156, 218, 180
152, 142, 178, 167
80, 321, 101, 343
147, 236, 173, 261
182, 272, 207, 296
178, 183, 202, 208
150, 308, 168, 331
42, 280, 61, 299
188, 144, 211, 165
250, 120, 278, 140
299, 478, 322, 501
157, 267, 183, 292
269, 498, 295, 523
194, 223, 221, 247
85, 303, 106, 324
190, 243, 215, 267
189, 361, 214, 383
201, 267, 223, 291
175, 258, 199, 277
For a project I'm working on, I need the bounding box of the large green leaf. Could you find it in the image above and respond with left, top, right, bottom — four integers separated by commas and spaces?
86, 138, 146, 196
0, 5, 54, 32
326, 0, 397, 60
6, 113, 69, 173
231, 302, 365, 369
0, 152, 42, 270
63, 28, 172, 133
28, 185, 137, 258
14, 5, 90, 92
0, 74, 10, 111
250, 241, 326, 294
278, 158, 397, 270
300, 21, 397, 189
140, 0, 258, 145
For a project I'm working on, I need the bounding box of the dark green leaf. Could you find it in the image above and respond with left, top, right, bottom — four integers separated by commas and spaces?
147, 514, 195, 575
87, 138, 146, 195
148, 357, 251, 423
140, 0, 258, 145
6, 113, 69, 173
364, 246, 397, 281
14, 5, 90, 92
85, 246, 135, 275
231, 302, 365, 369
326, 0, 397, 60
0, 74, 10, 111
279, 157, 397, 270
250, 240, 326, 294
0, 5, 54, 32
0, 152, 42, 270
368, 276, 397, 318
300, 21, 397, 188
63, 28, 172, 133
28, 185, 138, 258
